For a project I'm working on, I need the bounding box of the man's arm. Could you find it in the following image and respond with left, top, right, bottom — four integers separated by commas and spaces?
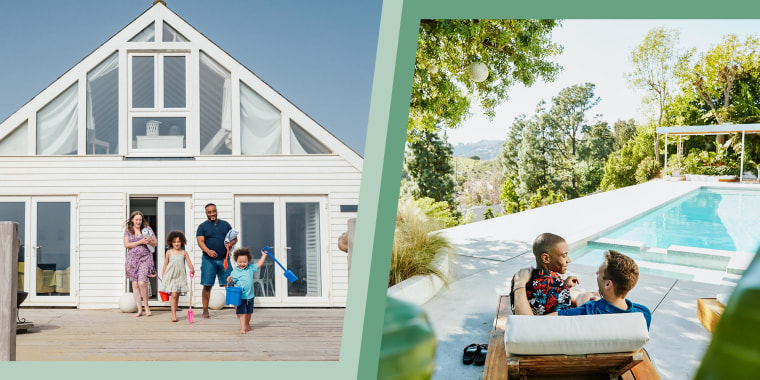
197, 235, 217, 258
512, 267, 535, 316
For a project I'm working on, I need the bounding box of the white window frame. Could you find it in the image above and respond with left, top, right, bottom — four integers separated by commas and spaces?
127, 51, 192, 156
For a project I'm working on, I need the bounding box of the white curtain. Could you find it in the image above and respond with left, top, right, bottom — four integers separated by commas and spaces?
290, 120, 331, 154
163, 22, 188, 42
240, 82, 280, 155
37, 83, 78, 155
199, 52, 231, 155
130, 22, 155, 42
0, 121, 28, 155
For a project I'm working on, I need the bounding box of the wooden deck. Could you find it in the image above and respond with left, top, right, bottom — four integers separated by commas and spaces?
15, 307, 344, 361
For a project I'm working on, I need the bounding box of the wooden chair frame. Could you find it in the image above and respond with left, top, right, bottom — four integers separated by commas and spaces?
483, 295, 661, 380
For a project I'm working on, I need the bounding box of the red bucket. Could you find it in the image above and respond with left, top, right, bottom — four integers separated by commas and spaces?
159, 291, 169, 302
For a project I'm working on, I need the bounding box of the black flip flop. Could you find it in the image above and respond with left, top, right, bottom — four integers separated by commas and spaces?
473, 344, 488, 366
462, 343, 479, 364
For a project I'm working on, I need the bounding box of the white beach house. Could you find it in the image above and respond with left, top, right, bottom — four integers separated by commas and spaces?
0, 2, 361, 309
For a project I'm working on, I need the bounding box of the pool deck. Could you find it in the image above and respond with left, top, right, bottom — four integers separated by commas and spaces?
422, 180, 757, 380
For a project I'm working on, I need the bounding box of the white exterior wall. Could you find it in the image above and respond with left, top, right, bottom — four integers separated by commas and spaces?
0, 155, 360, 308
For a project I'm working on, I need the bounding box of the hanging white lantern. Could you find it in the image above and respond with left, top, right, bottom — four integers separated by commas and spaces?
427, 64, 438, 75
468, 62, 489, 83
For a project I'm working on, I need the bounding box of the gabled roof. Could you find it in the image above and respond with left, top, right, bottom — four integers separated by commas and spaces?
0, 2, 362, 168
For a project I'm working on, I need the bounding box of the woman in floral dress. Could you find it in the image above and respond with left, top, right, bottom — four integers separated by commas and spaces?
123, 210, 157, 317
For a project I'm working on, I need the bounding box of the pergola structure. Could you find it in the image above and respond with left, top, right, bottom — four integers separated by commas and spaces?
656, 124, 760, 182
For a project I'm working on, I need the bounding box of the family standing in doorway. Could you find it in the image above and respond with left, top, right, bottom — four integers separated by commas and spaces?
124, 203, 238, 321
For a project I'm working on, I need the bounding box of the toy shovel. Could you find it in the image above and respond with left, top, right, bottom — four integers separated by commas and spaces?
188, 272, 194, 324
264, 246, 298, 283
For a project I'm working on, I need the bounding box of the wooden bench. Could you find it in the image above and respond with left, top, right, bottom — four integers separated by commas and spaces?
483, 295, 661, 380
697, 298, 724, 333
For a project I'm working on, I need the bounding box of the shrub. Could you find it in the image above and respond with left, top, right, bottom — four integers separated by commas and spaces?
389, 200, 451, 287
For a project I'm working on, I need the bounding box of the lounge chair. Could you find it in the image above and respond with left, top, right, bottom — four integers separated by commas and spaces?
483, 295, 661, 380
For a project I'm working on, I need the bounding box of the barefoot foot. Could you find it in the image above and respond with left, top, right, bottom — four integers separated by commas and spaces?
171, 317, 178, 322
238, 330, 246, 335
203, 311, 210, 319
134, 311, 142, 317
145, 310, 152, 317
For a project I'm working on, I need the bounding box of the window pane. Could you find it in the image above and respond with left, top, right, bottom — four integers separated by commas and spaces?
36, 202, 71, 296
286, 202, 321, 297
37, 83, 78, 155
240, 82, 281, 155
87, 52, 119, 155
0, 202, 25, 292
132, 117, 186, 149
132, 56, 154, 108
199, 52, 231, 155
0, 121, 28, 155
163, 56, 186, 108
162, 22, 189, 42
164, 202, 185, 250
130, 22, 155, 42
290, 120, 331, 154
241, 202, 276, 297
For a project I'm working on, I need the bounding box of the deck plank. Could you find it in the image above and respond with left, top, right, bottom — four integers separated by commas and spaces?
15, 307, 343, 361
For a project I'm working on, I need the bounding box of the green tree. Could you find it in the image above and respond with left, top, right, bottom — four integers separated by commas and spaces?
411, 20, 563, 136
542, 83, 601, 198
600, 123, 660, 190
613, 119, 637, 151
405, 129, 457, 207
483, 208, 495, 220
627, 27, 688, 162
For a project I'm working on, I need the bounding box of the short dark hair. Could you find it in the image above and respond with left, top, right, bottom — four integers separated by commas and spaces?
603, 250, 639, 297
233, 247, 253, 262
532, 233, 566, 265
166, 230, 187, 247
205, 203, 216, 209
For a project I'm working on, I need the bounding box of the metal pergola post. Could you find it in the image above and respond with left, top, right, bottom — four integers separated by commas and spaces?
741, 130, 745, 182
664, 133, 668, 178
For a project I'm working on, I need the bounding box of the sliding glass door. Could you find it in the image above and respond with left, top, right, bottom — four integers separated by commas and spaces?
236, 196, 328, 306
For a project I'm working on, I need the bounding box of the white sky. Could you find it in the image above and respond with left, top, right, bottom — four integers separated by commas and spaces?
447, 19, 760, 145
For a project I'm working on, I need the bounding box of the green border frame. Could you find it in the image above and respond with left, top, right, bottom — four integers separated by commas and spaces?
4, 0, 760, 378
355, 0, 760, 378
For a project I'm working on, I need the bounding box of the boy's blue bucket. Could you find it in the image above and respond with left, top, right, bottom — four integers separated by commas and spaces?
226, 286, 242, 307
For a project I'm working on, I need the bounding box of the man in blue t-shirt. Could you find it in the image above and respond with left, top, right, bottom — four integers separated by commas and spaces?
196, 203, 237, 319
513, 249, 652, 329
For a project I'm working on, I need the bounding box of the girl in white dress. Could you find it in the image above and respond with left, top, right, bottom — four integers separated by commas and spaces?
161, 231, 195, 322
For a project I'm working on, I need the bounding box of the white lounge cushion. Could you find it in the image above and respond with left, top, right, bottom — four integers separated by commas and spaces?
504, 313, 649, 355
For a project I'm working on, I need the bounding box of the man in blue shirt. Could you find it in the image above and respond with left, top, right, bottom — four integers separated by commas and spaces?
513, 249, 652, 329
196, 203, 237, 319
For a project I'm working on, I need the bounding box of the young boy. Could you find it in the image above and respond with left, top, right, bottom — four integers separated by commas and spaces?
510, 233, 591, 315
227, 247, 268, 334
513, 249, 652, 329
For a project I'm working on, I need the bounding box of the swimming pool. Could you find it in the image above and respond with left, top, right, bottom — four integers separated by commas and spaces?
571, 188, 760, 284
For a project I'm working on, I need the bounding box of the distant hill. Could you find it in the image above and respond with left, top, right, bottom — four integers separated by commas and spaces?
452, 140, 504, 160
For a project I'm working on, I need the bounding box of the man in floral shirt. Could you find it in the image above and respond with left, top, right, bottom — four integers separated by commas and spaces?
510, 233, 587, 315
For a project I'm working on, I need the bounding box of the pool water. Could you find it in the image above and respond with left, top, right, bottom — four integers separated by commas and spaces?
571, 188, 760, 284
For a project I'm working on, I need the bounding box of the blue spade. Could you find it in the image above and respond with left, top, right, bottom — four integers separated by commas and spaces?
264, 246, 298, 283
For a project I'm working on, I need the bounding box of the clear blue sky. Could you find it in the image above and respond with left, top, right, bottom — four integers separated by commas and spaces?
0, 0, 381, 155
448, 19, 760, 145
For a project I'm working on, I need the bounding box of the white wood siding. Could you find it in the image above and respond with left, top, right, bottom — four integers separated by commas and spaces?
0, 155, 359, 308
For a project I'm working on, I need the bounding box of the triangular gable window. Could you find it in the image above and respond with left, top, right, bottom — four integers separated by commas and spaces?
37, 83, 78, 155
130, 22, 155, 42
290, 120, 331, 154
163, 22, 189, 42
240, 82, 281, 155
87, 52, 119, 155
0, 121, 28, 155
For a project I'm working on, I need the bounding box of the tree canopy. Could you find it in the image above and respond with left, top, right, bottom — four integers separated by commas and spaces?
410, 19, 563, 137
